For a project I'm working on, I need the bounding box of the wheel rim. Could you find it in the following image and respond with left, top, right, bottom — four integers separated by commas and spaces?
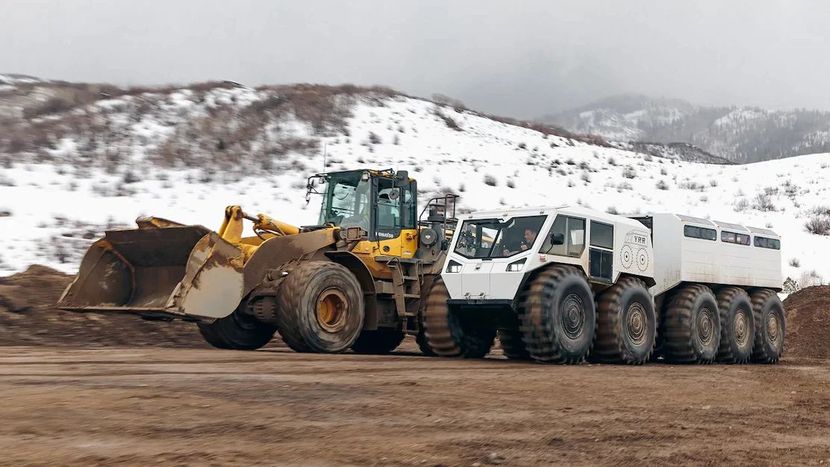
767, 313, 781, 346
626, 302, 648, 346
734, 310, 750, 347
697, 307, 715, 346
316, 288, 348, 333
561, 293, 585, 340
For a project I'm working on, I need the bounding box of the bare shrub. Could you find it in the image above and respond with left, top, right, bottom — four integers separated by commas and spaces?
805, 215, 830, 235
732, 199, 749, 213
368, 132, 381, 144
433, 107, 462, 131
789, 258, 801, 268
483, 174, 498, 186
655, 180, 669, 190
679, 181, 705, 191
752, 192, 775, 212
622, 166, 636, 179
606, 206, 619, 215
507, 179, 516, 189
799, 269, 825, 288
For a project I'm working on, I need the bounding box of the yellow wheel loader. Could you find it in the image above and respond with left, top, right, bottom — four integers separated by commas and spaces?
58, 169, 458, 354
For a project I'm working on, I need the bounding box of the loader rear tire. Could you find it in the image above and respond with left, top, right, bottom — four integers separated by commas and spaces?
716, 287, 755, 364
750, 289, 785, 364
518, 265, 596, 364
497, 329, 530, 360
197, 307, 277, 351
661, 284, 720, 364
275, 261, 364, 353
351, 327, 406, 354
591, 276, 656, 364
423, 279, 495, 358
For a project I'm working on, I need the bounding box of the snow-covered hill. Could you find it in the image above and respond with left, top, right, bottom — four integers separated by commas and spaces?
1, 79, 829, 288
543, 94, 830, 164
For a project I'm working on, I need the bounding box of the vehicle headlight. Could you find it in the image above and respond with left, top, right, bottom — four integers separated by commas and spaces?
446, 260, 462, 273
506, 258, 526, 272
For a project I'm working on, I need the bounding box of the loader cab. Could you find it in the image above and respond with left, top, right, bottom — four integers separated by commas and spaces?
313, 169, 418, 246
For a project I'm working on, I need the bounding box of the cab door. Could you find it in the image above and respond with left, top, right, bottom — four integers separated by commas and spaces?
588, 220, 614, 282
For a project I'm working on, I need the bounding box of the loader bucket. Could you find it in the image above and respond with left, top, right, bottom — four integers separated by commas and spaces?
58, 225, 245, 320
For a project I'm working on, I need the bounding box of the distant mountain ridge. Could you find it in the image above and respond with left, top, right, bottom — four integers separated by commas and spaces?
542, 94, 830, 163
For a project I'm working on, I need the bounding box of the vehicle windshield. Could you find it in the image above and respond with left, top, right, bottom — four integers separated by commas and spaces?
454, 215, 546, 259
318, 171, 372, 230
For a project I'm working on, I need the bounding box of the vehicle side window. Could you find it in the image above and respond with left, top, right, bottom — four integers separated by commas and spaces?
589, 221, 614, 281
754, 236, 781, 250
590, 221, 614, 249
684, 225, 716, 241
541, 216, 585, 257
375, 178, 401, 238
568, 218, 586, 256
721, 231, 750, 245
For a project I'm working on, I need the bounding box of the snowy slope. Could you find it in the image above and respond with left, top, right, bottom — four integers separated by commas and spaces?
1, 81, 829, 288
544, 94, 830, 163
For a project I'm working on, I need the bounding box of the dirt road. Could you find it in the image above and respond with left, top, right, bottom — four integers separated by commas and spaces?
1, 342, 828, 466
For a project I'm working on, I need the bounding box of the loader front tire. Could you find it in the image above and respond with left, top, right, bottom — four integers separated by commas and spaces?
197, 307, 277, 351
716, 287, 755, 363
275, 261, 364, 353
423, 279, 495, 358
351, 327, 406, 354
592, 276, 656, 364
518, 265, 596, 364
662, 284, 720, 363
750, 289, 785, 364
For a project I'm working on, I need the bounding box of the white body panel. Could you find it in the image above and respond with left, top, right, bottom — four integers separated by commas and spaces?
647, 213, 782, 296
442, 206, 653, 301
442, 207, 783, 303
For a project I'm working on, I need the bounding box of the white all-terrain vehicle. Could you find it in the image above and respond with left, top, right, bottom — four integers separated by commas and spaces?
421, 206, 785, 364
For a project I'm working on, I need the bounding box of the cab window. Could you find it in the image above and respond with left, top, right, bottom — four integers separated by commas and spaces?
541, 216, 585, 257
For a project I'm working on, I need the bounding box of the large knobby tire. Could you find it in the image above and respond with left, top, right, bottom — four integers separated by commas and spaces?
592, 276, 656, 365
662, 284, 720, 364
351, 327, 406, 354
197, 307, 277, 350
275, 261, 364, 353
423, 279, 495, 358
716, 287, 755, 364
498, 329, 531, 360
518, 265, 596, 364
750, 289, 785, 364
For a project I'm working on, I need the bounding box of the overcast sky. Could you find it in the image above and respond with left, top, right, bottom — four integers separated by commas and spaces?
2, 0, 829, 118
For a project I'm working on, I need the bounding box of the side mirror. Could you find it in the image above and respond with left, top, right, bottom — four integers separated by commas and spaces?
551, 233, 565, 246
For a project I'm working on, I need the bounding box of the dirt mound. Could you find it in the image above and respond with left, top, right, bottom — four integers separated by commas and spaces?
0, 265, 207, 347
783, 285, 830, 359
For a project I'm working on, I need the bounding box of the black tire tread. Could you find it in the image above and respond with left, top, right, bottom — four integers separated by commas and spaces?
750, 288, 785, 364
197, 308, 276, 351
661, 283, 719, 364
351, 328, 406, 354
498, 329, 530, 360
517, 265, 594, 364
592, 276, 655, 365
275, 261, 362, 353
716, 286, 754, 364
423, 279, 494, 358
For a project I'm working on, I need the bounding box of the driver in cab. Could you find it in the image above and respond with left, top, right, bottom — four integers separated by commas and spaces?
501, 225, 538, 256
